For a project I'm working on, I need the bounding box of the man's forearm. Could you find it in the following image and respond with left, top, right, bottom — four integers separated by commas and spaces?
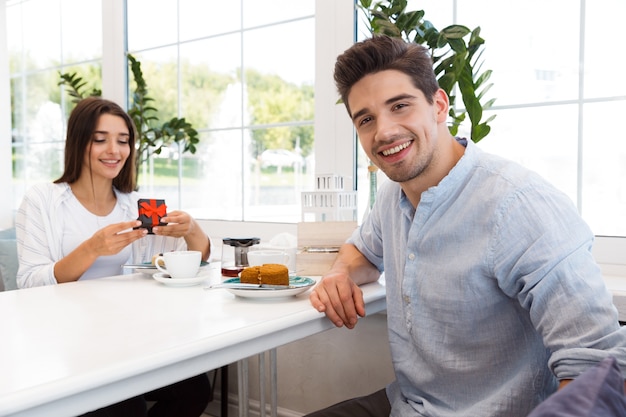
331, 243, 380, 285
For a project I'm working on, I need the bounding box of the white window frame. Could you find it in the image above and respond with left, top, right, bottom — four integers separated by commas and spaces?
1, 0, 624, 275
0, 1, 12, 229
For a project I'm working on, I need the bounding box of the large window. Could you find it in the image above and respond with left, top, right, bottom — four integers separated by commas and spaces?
7, 0, 102, 209
7, 0, 318, 223
125, 0, 316, 222
4, 0, 626, 243
356, 0, 626, 238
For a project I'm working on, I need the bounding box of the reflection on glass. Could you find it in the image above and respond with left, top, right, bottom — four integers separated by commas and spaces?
458, 0, 579, 106
584, 0, 626, 98
355, 0, 626, 238
10, 78, 24, 136
179, 0, 242, 41
582, 102, 626, 236
478, 106, 578, 202
25, 143, 64, 183
12, 70, 68, 197
122, 1, 317, 222
242, 0, 314, 28
180, 35, 242, 130
139, 142, 207, 214
23, 71, 65, 127
127, 0, 178, 51
61, 0, 102, 62
12, 141, 65, 209
4, 0, 625, 238
245, 127, 314, 223
128, 47, 178, 124
8, 0, 101, 69
185, 129, 245, 221
244, 20, 314, 86
8, 0, 102, 211
19, 0, 61, 71
6, 3, 22, 71
59, 63, 103, 113
403, 0, 452, 27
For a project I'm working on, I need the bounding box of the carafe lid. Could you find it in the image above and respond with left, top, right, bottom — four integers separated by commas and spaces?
222, 237, 260, 247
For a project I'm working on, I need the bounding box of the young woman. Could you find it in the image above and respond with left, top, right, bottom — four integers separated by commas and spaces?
16, 97, 212, 416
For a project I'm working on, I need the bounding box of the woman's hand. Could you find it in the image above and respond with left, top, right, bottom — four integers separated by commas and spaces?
153, 211, 210, 260
152, 211, 193, 238
88, 220, 148, 256
54, 221, 147, 283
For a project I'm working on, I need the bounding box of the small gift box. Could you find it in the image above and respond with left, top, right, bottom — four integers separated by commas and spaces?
136, 199, 168, 234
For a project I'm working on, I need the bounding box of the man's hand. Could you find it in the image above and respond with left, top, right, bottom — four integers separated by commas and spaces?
310, 271, 365, 329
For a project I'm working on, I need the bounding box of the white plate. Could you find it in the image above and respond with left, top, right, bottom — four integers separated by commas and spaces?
126, 261, 209, 276
221, 276, 316, 299
134, 265, 159, 276
152, 272, 208, 287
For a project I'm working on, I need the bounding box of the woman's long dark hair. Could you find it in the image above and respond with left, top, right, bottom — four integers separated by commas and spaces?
54, 97, 136, 192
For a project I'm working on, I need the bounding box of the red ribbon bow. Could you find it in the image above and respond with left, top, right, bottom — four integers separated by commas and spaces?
139, 199, 167, 226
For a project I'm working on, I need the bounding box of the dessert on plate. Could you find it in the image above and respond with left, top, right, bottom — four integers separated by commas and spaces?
240, 263, 289, 286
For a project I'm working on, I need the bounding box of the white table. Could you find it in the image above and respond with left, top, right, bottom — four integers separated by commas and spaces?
0, 272, 387, 417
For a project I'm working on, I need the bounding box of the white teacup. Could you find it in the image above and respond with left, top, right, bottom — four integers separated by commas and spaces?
155, 250, 201, 279
247, 249, 290, 267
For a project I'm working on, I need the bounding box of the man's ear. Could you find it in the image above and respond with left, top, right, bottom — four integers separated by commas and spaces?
434, 89, 449, 123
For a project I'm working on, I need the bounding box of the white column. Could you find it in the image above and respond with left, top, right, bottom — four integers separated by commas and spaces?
314, 0, 356, 187
101, 0, 127, 108
0, 1, 14, 228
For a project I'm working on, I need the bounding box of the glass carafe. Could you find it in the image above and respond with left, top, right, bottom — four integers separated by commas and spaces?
221, 237, 260, 277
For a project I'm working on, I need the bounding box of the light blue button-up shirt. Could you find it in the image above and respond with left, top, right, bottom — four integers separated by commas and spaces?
349, 139, 626, 417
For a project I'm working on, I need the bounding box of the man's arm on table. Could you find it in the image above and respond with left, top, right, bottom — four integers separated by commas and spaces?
309, 243, 381, 329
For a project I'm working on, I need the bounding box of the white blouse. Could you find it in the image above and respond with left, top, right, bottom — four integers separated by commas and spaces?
15, 182, 185, 288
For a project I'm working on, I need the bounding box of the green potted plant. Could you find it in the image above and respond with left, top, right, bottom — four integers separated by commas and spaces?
358, 0, 495, 143
58, 54, 199, 189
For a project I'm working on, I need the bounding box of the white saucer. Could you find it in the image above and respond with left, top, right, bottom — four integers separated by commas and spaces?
152, 272, 208, 287
127, 262, 210, 277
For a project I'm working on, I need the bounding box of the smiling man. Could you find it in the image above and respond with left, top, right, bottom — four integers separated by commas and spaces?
307, 35, 626, 417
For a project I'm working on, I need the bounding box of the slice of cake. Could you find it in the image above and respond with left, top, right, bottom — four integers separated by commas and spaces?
240, 263, 289, 286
